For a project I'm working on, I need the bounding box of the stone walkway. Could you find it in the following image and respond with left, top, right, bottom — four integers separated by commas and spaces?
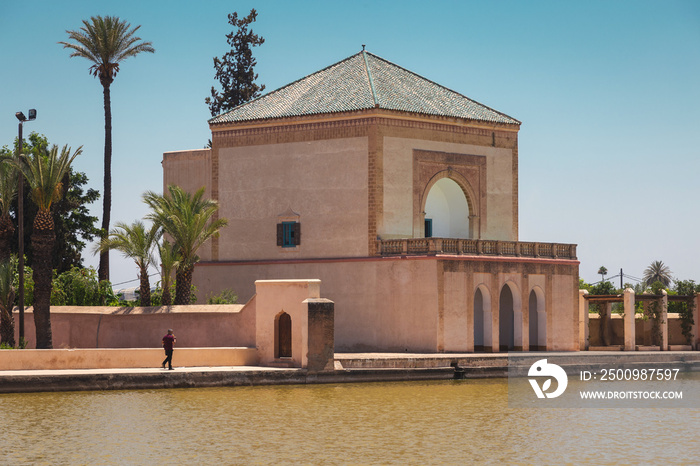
1, 351, 698, 394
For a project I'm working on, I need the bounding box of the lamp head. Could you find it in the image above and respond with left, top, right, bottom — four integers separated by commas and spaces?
15, 112, 26, 122
28, 109, 36, 121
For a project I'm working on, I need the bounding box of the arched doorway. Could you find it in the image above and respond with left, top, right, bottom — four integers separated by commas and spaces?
529, 288, 546, 351
499, 285, 515, 351
473, 285, 492, 352
424, 178, 470, 238
276, 312, 292, 358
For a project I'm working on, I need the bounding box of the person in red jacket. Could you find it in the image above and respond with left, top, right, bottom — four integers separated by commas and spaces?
162, 329, 176, 370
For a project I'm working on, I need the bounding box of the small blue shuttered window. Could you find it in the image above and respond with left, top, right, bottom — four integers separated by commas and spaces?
424, 218, 433, 238
277, 221, 301, 247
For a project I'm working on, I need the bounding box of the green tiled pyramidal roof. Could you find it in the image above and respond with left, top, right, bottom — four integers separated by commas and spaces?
209, 50, 520, 126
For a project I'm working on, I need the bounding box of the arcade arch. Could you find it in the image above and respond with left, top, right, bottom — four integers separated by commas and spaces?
499, 282, 523, 351
473, 285, 492, 352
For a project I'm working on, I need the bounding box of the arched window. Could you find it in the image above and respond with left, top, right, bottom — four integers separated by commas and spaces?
424, 178, 470, 238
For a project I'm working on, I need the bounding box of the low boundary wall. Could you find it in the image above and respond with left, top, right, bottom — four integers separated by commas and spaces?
13, 304, 256, 349
0, 347, 259, 371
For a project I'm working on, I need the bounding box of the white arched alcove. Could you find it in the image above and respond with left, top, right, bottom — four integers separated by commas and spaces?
424, 178, 470, 238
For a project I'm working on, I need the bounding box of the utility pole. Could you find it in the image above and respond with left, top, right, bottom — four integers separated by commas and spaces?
620, 268, 623, 290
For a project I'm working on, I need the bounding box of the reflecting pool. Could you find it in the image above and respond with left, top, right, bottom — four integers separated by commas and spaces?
1, 379, 699, 464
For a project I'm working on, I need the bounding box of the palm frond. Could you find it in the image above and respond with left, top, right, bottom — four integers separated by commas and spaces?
18, 145, 81, 212
144, 185, 228, 269
96, 220, 161, 271
59, 16, 154, 81
0, 160, 17, 217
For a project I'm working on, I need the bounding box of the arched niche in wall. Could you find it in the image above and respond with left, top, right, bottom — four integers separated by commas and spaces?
275, 311, 292, 358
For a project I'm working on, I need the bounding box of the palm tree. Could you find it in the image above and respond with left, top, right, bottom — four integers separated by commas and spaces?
18, 145, 81, 349
96, 221, 160, 307
644, 260, 672, 288
0, 160, 17, 262
143, 185, 228, 305
59, 16, 155, 282
597, 266, 608, 283
157, 239, 180, 306
0, 260, 16, 347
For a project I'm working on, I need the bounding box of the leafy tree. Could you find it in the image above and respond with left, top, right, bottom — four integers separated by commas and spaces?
96, 220, 161, 306
0, 160, 17, 262
669, 279, 697, 344
207, 288, 238, 305
51, 266, 112, 307
143, 185, 228, 305
206, 9, 265, 117
60, 16, 155, 282
1, 133, 100, 272
578, 277, 591, 291
590, 281, 617, 296
0, 260, 16, 347
18, 144, 81, 348
643, 260, 672, 287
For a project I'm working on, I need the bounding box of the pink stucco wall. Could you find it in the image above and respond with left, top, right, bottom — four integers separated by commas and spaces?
14, 303, 255, 349
193, 255, 580, 352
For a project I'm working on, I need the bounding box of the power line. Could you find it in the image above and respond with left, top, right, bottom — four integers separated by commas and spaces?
111, 272, 160, 288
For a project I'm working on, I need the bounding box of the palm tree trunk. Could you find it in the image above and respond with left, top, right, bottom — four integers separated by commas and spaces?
139, 266, 151, 307
175, 264, 194, 305
98, 80, 112, 282
31, 216, 54, 349
162, 281, 172, 306
0, 214, 14, 263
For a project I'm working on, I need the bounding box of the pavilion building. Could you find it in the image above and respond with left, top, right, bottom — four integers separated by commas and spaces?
163, 50, 579, 352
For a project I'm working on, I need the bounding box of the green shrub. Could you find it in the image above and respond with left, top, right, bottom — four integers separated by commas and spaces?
207, 288, 238, 304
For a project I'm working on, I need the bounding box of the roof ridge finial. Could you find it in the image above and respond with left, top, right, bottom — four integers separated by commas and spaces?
362, 44, 366, 51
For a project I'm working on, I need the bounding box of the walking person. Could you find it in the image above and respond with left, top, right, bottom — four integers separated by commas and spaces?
162, 329, 176, 370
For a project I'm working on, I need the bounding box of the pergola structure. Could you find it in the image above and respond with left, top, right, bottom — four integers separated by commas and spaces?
579, 290, 697, 351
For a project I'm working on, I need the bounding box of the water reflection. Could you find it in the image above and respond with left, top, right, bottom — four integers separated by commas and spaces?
1, 379, 699, 464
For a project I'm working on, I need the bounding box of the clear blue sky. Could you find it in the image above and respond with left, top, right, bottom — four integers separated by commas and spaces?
1, 0, 699, 289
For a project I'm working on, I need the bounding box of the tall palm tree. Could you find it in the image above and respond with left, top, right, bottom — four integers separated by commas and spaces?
0, 160, 17, 262
0, 260, 16, 347
59, 16, 155, 282
96, 221, 161, 307
18, 145, 81, 349
157, 239, 180, 306
597, 266, 608, 283
644, 260, 673, 288
143, 185, 228, 305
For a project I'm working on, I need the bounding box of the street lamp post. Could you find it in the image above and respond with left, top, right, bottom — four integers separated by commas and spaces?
15, 109, 36, 344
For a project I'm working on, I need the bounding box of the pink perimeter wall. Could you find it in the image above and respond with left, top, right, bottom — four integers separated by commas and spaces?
14, 303, 256, 349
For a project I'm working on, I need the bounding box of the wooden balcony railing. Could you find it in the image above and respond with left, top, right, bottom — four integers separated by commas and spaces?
376, 238, 577, 260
